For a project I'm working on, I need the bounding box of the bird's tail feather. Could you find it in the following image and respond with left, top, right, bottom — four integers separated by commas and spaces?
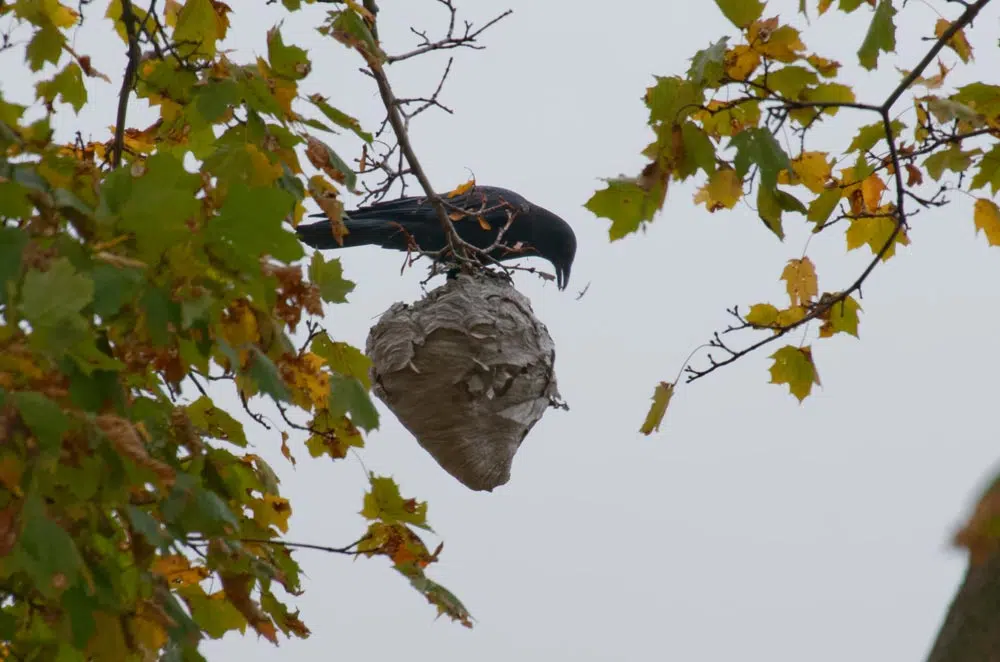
295, 216, 402, 250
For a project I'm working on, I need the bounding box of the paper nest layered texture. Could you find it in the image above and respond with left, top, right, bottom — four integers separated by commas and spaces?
365, 273, 562, 491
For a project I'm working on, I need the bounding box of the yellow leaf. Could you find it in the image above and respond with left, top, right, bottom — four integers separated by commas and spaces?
806, 54, 840, 77
308, 175, 347, 245
250, 494, 293, 534
781, 257, 818, 307
694, 167, 742, 211
40, 0, 79, 28
776, 305, 807, 328
280, 352, 330, 410
246, 144, 283, 186
164, 0, 182, 26
934, 18, 973, 63
749, 20, 806, 62
769, 345, 821, 402
152, 554, 209, 586
818, 0, 833, 14
819, 295, 862, 338
860, 174, 886, 212
724, 45, 761, 80
639, 382, 674, 435
845, 210, 909, 260
973, 198, 1000, 246
447, 177, 476, 198
746, 303, 779, 328
779, 151, 832, 193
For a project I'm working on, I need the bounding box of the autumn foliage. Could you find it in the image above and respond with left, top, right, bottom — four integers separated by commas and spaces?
0, 0, 471, 659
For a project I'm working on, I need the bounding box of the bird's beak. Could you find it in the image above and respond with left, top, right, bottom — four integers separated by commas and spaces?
557, 265, 570, 290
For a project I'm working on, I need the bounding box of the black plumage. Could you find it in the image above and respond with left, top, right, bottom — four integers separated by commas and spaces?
295, 185, 577, 290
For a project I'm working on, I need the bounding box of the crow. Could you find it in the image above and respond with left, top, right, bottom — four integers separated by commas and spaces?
295, 185, 577, 290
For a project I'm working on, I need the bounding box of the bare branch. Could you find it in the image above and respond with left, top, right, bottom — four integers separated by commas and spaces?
386, 1, 512, 63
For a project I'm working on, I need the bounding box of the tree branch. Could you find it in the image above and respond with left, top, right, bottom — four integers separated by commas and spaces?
112, 0, 141, 168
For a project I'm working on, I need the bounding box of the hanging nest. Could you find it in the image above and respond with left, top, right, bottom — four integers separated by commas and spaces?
365, 272, 565, 491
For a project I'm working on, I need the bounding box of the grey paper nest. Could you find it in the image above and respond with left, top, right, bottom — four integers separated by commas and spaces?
365, 273, 563, 491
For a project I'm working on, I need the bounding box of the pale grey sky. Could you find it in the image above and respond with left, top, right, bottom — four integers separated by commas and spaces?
7, 1, 1000, 659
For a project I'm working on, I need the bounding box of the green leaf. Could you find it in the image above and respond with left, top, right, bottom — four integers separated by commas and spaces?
676, 122, 716, 179
953, 83, 1000, 120
688, 37, 729, 86
761, 66, 818, 99
361, 474, 429, 529
971, 144, 1000, 194
768, 345, 820, 402
125, 506, 169, 547
195, 80, 241, 122
307, 252, 355, 303
0, 226, 28, 306
923, 143, 977, 181
585, 178, 663, 241
206, 182, 302, 271
713, 0, 765, 28
639, 381, 674, 435
327, 374, 379, 431
646, 76, 705, 125
186, 396, 248, 446
141, 286, 178, 347
310, 138, 357, 191
20, 258, 94, 329
90, 265, 142, 318
332, 9, 382, 60
0, 180, 32, 219
846, 119, 906, 154
267, 27, 311, 80
795, 83, 856, 119
857, 0, 897, 70
755, 185, 805, 240
116, 153, 202, 261
186, 590, 247, 638
311, 335, 371, 389
26, 26, 65, 71
15, 495, 85, 598
35, 63, 87, 113
729, 128, 791, 189
307, 95, 373, 142
12, 391, 70, 453
248, 348, 291, 403
807, 187, 841, 224
173, 0, 220, 58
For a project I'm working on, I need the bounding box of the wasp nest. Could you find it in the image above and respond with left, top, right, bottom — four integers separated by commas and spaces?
365, 273, 563, 491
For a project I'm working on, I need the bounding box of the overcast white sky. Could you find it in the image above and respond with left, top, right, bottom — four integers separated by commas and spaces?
7, 0, 1000, 659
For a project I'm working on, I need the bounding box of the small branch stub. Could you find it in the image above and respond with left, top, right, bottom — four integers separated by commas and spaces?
365, 273, 563, 491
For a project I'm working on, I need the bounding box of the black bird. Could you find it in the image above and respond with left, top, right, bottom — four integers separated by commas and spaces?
295, 185, 577, 290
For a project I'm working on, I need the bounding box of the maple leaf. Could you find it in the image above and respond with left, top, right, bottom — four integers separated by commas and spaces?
935, 18, 974, 63
713, 0, 765, 29
778, 151, 832, 193
746, 303, 779, 328
639, 382, 675, 435
694, 167, 742, 211
769, 345, 821, 402
819, 294, 862, 337
857, 0, 896, 70
781, 257, 818, 307
973, 198, 1000, 247
846, 211, 910, 260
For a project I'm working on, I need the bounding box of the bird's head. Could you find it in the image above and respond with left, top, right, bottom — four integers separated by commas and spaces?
531, 206, 576, 291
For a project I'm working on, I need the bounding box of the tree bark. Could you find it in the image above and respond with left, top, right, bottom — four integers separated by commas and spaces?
926, 550, 1000, 662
